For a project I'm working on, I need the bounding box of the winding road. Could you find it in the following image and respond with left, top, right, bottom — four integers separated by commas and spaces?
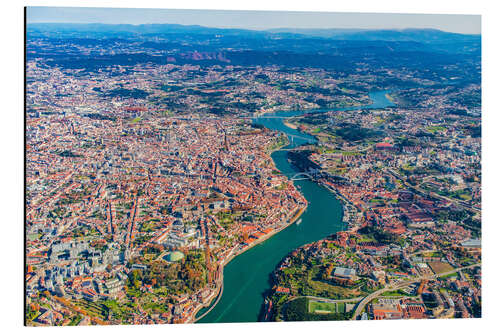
351, 262, 481, 319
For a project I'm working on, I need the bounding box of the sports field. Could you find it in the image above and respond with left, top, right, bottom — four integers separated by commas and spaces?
308, 300, 345, 314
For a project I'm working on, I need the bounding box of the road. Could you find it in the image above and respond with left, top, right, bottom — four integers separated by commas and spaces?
305, 295, 364, 303
351, 262, 480, 319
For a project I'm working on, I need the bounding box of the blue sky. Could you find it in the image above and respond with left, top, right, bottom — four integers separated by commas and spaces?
26, 7, 481, 34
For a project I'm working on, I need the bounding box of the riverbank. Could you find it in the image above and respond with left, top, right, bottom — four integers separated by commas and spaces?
193, 205, 307, 322
265, 133, 290, 155
318, 179, 361, 231
253, 98, 373, 118
195, 91, 392, 323
385, 93, 395, 103
193, 132, 306, 322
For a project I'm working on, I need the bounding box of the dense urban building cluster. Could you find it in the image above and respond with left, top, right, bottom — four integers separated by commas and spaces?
264, 89, 481, 321
26, 102, 307, 324
25, 22, 480, 325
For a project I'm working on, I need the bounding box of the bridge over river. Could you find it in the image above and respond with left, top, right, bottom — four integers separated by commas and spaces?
195, 90, 395, 323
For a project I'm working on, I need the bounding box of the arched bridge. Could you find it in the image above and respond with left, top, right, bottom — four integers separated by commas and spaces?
288, 171, 319, 181
290, 172, 314, 181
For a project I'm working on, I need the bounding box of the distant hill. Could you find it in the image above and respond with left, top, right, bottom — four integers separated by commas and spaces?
27, 23, 480, 56
266, 28, 480, 43
27, 23, 480, 42
27, 22, 267, 37
26, 22, 480, 78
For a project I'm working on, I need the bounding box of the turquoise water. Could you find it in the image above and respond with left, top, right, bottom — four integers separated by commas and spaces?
197, 91, 393, 323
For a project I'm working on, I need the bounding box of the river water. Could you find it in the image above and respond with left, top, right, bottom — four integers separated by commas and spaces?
197, 91, 394, 323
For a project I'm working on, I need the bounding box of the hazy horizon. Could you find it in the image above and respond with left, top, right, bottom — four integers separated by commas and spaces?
26, 7, 481, 35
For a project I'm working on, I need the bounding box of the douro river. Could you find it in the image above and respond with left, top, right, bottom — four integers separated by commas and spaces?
197, 91, 394, 323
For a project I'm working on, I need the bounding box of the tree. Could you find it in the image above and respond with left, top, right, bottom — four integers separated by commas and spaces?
322, 264, 334, 280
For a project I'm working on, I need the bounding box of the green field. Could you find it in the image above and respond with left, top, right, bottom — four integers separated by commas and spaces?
27, 233, 41, 241
426, 126, 446, 133
308, 300, 344, 314
307, 278, 365, 299
438, 272, 458, 280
